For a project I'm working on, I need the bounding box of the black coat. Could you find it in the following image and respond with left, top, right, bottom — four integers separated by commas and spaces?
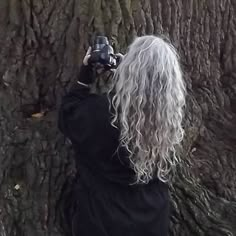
58, 66, 170, 236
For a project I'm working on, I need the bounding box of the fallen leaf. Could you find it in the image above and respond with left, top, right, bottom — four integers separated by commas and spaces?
31, 112, 45, 118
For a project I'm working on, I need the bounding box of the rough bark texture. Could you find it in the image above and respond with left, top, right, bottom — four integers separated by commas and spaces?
0, 0, 235, 235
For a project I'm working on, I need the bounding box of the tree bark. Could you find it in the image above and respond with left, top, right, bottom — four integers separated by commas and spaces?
0, 0, 235, 235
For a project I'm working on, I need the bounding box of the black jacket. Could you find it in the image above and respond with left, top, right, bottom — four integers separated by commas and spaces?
58, 65, 170, 236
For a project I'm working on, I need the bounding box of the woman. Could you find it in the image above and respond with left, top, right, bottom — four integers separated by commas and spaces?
58, 35, 186, 236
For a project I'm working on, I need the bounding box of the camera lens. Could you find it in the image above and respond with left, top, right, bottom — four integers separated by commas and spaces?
95, 36, 109, 45
94, 36, 109, 50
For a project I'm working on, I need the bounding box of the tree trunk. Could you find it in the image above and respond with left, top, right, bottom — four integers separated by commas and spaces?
0, 0, 235, 235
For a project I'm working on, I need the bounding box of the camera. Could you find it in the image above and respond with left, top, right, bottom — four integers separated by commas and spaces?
89, 36, 118, 69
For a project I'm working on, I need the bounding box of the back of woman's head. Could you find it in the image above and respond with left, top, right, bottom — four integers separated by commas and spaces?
109, 35, 186, 183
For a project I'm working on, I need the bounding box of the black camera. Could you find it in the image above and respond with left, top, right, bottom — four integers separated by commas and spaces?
89, 36, 118, 69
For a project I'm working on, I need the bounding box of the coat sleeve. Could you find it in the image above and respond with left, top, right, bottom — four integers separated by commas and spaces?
57, 65, 99, 142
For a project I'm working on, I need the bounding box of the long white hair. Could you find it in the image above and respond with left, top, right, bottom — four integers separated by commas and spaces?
109, 35, 186, 183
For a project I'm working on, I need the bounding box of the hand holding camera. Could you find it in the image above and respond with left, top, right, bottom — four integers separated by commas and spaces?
78, 36, 123, 86
84, 36, 123, 69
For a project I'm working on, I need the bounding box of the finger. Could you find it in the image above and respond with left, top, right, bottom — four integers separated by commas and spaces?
86, 47, 92, 56
116, 53, 124, 57
116, 53, 124, 59
83, 55, 91, 66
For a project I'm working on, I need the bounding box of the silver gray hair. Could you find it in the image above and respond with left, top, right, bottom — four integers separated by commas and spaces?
109, 35, 186, 183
